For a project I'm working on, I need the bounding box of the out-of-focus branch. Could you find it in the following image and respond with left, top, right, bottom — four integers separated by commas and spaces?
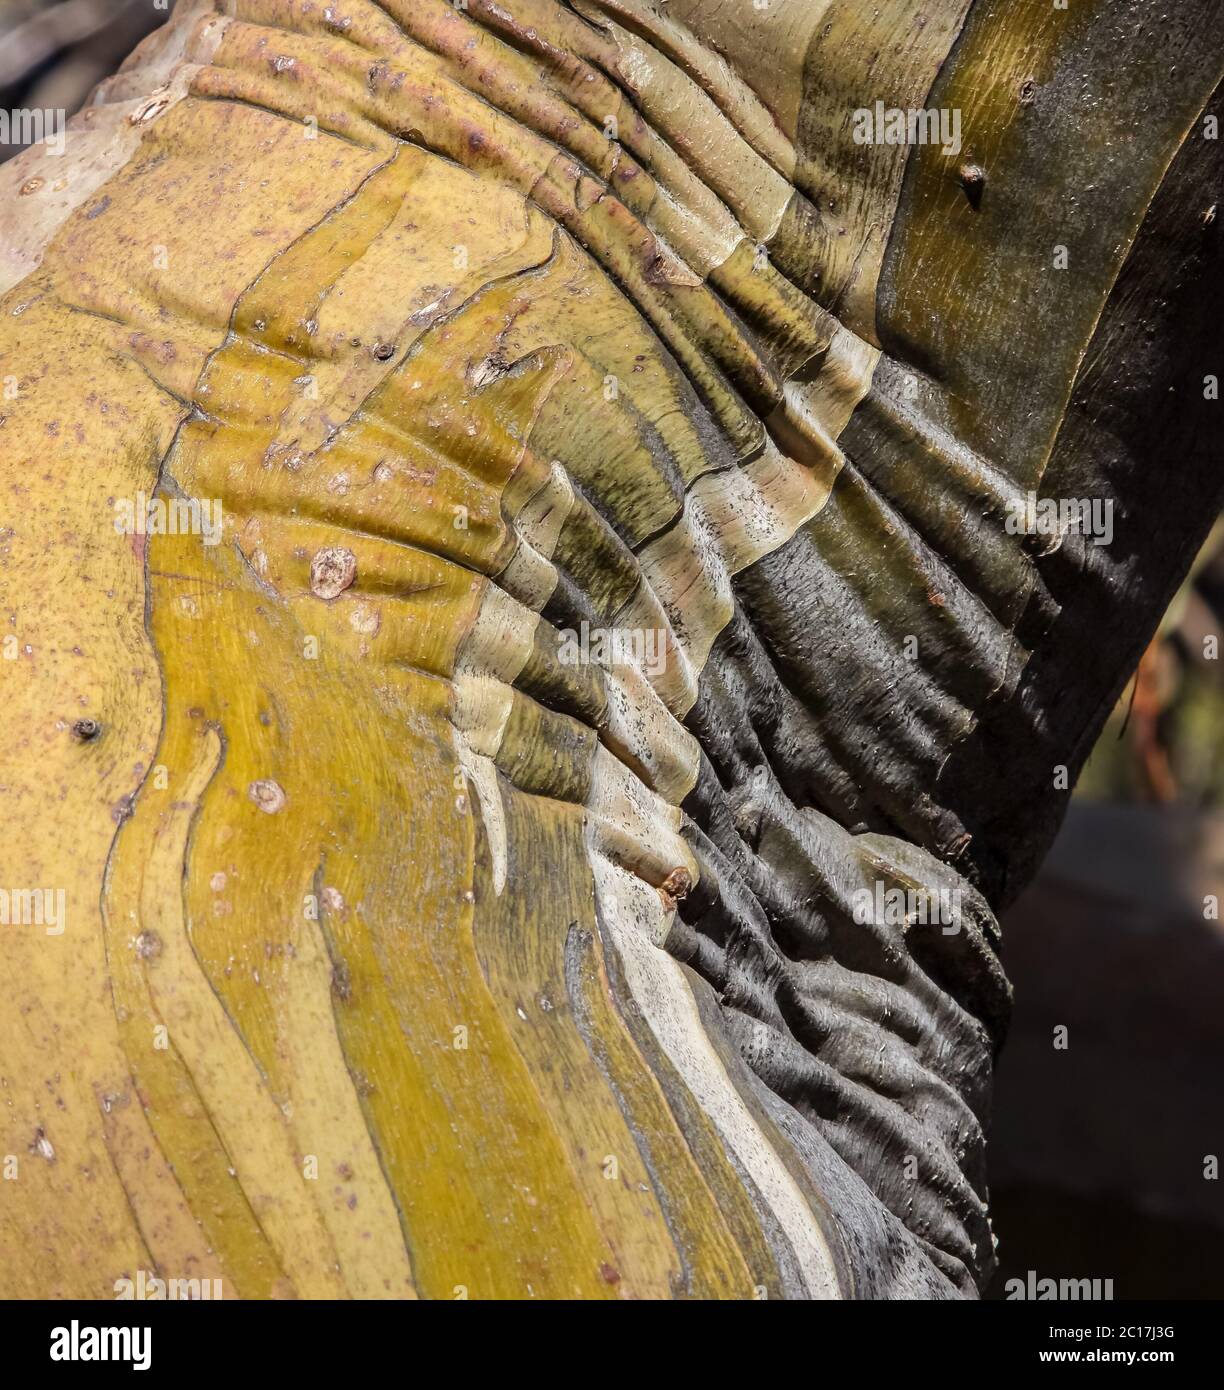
0, 0, 167, 157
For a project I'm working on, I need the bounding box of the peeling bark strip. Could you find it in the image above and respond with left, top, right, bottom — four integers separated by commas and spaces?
0, 0, 1219, 1299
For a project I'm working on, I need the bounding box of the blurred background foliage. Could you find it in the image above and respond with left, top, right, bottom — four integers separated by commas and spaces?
1077, 521, 1224, 807
991, 527, 1224, 1298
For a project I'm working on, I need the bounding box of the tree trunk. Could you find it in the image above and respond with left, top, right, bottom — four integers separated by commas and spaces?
0, 0, 1219, 1299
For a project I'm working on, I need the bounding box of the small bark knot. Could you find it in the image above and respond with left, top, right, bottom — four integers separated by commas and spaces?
958, 163, 986, 210
248, 779, 287, 814
310, 546, 357, 600
659, 866, 692, 908
134, 930, 162, 961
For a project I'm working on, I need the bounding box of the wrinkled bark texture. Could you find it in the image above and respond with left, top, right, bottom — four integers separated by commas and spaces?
0, 0, 1219, 1299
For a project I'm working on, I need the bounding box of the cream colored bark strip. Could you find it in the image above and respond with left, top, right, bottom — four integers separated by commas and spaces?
586, 744, 698, 901
452, 461, 571, 898
588, 855, 843, 1298
496, 461, 576, 611
453, 585, 543, 896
